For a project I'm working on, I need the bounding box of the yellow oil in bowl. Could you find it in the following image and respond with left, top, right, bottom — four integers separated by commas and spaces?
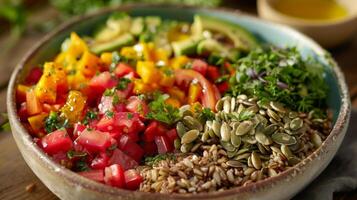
272, 0, 348, 21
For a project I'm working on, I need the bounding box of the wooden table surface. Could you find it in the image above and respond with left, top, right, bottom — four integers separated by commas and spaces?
0, 1, 356, 200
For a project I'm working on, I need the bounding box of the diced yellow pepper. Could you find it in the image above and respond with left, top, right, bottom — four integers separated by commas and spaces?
170, 56, 189, 69
168, 87, 185, 103
54, 52, 66, 65
78, 51, 100, 77
67, 71, 88, 90
136, 61, 161, 84
133, 79, 154, 94
188, 83, 202, 104
60, 90, 87, 124
142, 43, 156, 61
120, 46, 138, 60
67, 32, 88, 58
165, 97, 181, 108
159, 68, 175, 87
155, 48, 169, 64
28, 113, 48, 133
100, 52, 112, 66
16, 84, 30, 102
35, 62, 57, 103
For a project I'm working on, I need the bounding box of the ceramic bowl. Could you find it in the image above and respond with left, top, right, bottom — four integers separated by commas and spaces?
257, 0, 357, 48
7, 4, 351, 200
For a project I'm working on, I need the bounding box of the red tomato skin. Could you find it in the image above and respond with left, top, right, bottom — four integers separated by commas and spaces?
143, 121, 167, 142
89, 72, 117, 94
118, 135, 144, 162
98, 96, 114, 115
124, 169, 143, 190
25, 67, 43, 85
114, 63, 134, 78
125, 96, 149, 117
142, 142, 157, 156
96, 116, 116, 132
73, 123, 86, 139
75, 129, 112, 153
207, 66, 220, 81
192, 59, 208, 76
91, 152, 109, 169
104, 164, 125, 188
117, 83, 134, 99
114, 112, 145, 134
78, 169, 104, 183
154, 135, 173, 154
109, 149, 138, 170
166, 129, 178, 143
41, 129, 73, 155
217, 82, 229, 94
18, 102, 28, 122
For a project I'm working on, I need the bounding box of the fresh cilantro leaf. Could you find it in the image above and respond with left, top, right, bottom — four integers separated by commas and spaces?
127, 113, 133, 119
198, 108, 215, 121
82, 110, 98, 125
103, 88, 116, 96
146, 93, 180, 125
44, 111, 69, 133
116, 77, 131, 90
105, 111, 114, 118
144, 153, 175, 166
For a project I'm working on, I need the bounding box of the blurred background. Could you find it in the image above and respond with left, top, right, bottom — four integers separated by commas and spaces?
0, 0, 356, 199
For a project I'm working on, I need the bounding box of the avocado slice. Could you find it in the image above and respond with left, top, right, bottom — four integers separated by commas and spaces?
90, 33, 135, 54
171, 36, 204, 56
192, 15, 258, 51
197, 38, 228, 55
94, 13, 131, 42
130, 17, 145, 36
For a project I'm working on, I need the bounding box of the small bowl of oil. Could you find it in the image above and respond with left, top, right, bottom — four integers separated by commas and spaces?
258, 0, 357, 48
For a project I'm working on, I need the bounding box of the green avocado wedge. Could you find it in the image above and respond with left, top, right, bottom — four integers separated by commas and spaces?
90, 33, 135, 54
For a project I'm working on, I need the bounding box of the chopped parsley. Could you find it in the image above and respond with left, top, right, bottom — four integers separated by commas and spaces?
146, 93, 180, 125
144, 153, 175, 166
198, 108, 215, 122
127, 113, 133, 119
44, 111, 69, 133
105, 111, 114, 118
109, 51, 121, 72
103, 88, 116, 96
228, 47, 328, 113
82, 110, 98, 125
116, 77, 131, 90
67, 150, 87, 159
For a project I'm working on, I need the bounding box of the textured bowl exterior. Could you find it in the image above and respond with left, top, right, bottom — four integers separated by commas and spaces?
7, 5, 351, 200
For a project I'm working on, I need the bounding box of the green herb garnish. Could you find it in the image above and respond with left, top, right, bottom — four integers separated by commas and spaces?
116, 77, 131, 90
105, 111, 114, 118
146, 93, 180, 125
67, 150, 87, 159
82, 110, 98, 125
198, 108, 215, 121
144, 153, 175, 166
44, 111, 69, 133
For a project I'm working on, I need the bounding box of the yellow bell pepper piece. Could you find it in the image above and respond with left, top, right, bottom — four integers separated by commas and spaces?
67, 32, 88, 58
167, 87, 186, 103
60, 90, 87, 124
159, 68, 175, 87
136, 61, 161, 84
133, 79, 154, 94
188, 83, 202, 104
35, 62, 58, 103
170, 56, 189, 69
28, 113, 48, 133
120, 46, 138, 60
78, 51, 100, 77
155, 48, 169, 64
16, 84, 30, 102
165, 97, 181, 108
100, 52, 112, 66
142, 43, 156, 61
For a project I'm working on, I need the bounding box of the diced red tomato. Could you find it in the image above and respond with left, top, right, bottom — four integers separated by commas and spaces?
124, 169, 143, 190
96, 116, 116, 132
18, 102, 28, 122
217, 82, 229, 94
175, 69, 219, 111
41, 129, 73, 155
154, 135, 173, 154
91, 152, 109, 169
125, 96, 149, 117
166, 128, 178, 143
79, 169, 104, 183
98, 96, 114, 114
207, 66, 220, 81
192, 59, 208, 76
114, 63, 135, 78
114, 112, 145, 134
25, 67, 43, 85
116, 83, 134, 99
52, 151, 72, 168
118, 134, 144, 162
89, 72, 117, 94
104, 164, 125, 188
109, 149, 138, 170
142, 142, 157, 156
73, 123, 86, 139
143, 121, 167, 142
75, 129, 112, 153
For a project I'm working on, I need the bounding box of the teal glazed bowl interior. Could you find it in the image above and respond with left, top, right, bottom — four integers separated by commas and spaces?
6, 5, 351, 200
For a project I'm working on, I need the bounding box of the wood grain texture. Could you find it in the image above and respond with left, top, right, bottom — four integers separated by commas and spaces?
0, 1, 356, 199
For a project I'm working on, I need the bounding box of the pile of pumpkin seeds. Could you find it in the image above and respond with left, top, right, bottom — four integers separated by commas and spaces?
138, 94, 332, 193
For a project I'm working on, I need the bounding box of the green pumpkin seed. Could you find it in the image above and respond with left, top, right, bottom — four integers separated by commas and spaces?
241, 135, 257, 144
212, 120, 221, 137
257, 100, 271, 109
281, 145, 293, 159
231, 97, 236, 112
272, 132, 297, 145
191, 142, 202, 152
235, 120, 254, 136
201, 131, 210, 142
270, 101, 286, 113
220, 122, 231, 142
255, 131, 273, 145
227, 149, 238, 158
237, 94, 248, 100
231, 134, 241, 148
257, 143, 268, 154
174, 138, 181, 150
181, 130, 199, 144
288, 111, 299, 119
223, 99, 231, 113
221, 141, 236, 152
180, 143, 193, 153
236, 148, 250, 155
251, 151, 262, 169
226, 160, 245, 168
264, 124, 278, 135
288, 156, 301, 166
236, 104, 245, 115
290, 118, 303, 130
183, 116, 203, 131
235, 153, 251, 160
267, 109, 281, 121
176, 122, 187, 138
215, 99, 224, 111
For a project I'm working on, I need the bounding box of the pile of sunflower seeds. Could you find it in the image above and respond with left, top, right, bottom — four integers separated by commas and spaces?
138, 94, 332, 193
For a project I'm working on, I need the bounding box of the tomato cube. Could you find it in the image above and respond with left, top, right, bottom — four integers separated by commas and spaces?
104, 164, 125, 188
109, 149, 138, 170
154, 135, 173, 154
114, 63, 134, 78
91, 152, 109, 170
114, 112, 145, 134
98, 96, 114, 115
25, 67, 43, 85
75, 129, 112, 153
79, 169, 104, 183
41, 129, 73, 155
118, 135, 144, 162
126, 96, 149, 117
89, 72, 117, 94
124, 169, 143, 190
73, 123, 86, 139
144, 121, 167, 142
166, 129, 178, 143
96, 116, 116, 132
207, 66, 220, 81
142, 142, 157, 156
192, 59, 208, 76
217, 82, 229, 94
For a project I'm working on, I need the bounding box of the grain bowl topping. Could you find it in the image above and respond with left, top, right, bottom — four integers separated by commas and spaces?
15, 12, 331, 193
